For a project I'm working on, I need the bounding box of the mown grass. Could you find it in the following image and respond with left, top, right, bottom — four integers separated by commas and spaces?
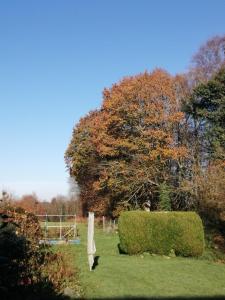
55, 223, 225, 299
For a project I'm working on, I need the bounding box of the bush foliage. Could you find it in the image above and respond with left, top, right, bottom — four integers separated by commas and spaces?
0, 207, 80, 299
118, 211, 204, 256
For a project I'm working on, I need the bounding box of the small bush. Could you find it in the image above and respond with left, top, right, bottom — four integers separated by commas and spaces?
118, 211, 204, 256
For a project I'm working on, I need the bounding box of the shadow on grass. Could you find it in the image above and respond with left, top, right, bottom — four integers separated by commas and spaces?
117, 243, 126, 254
0, 282, 71, 300
86, 297, 225, 300
92, 256, 100, 270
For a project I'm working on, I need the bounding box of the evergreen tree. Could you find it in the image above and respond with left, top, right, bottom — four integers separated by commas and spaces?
159, 183, 171, 211
185, 67, 225, 162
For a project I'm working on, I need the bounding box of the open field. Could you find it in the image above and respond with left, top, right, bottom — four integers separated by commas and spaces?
56, 223, 225, 299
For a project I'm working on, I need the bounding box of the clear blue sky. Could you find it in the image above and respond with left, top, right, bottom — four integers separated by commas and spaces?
0, 0, 225, 200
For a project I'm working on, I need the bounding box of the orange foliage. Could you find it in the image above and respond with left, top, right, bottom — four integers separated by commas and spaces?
181, 162, 225, 227
15, 194, 45, 214
65, 69, 188, 216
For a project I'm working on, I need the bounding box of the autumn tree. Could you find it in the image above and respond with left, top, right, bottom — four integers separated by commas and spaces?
180, 161, 225, 231
66, 70, 188, 216
15, 193, 44, 214
188, 34, 225, 86
65, 110, 101, 215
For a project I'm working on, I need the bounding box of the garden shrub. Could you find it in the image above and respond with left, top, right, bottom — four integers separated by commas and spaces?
0, 207, 81, 299
118, 211, 204, 256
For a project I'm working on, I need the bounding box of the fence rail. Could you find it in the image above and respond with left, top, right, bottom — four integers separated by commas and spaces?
36, 214, 77, 241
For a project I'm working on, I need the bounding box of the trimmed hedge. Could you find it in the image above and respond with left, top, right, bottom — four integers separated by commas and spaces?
118, 211, 204, 256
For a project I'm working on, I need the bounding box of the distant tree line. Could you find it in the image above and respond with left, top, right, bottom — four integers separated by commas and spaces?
0, 191, 81, 218
65, 35, 225, 230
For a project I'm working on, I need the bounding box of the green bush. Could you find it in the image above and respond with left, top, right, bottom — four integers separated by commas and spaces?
118, 211, 204, 256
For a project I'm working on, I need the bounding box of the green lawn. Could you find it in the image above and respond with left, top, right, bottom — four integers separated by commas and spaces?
57, 224, 225, 299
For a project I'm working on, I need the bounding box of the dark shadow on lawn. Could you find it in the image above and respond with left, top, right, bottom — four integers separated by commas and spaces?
117, 243, 126, 254
0, 283, 71, 300
92, 256, 100, 270
86, 297, 225, 300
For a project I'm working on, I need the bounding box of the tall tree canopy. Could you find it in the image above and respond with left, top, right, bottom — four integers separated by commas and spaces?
65, 35, 225, 227
189, 35, 225, 86
185, 67, 225, 163
65, 70, 188, 216
180, 67, 225, 228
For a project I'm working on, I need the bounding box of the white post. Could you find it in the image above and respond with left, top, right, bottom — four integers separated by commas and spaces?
87, 212, 96, 271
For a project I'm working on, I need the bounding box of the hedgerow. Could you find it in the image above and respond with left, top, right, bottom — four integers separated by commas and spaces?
118, 211, 204, 256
